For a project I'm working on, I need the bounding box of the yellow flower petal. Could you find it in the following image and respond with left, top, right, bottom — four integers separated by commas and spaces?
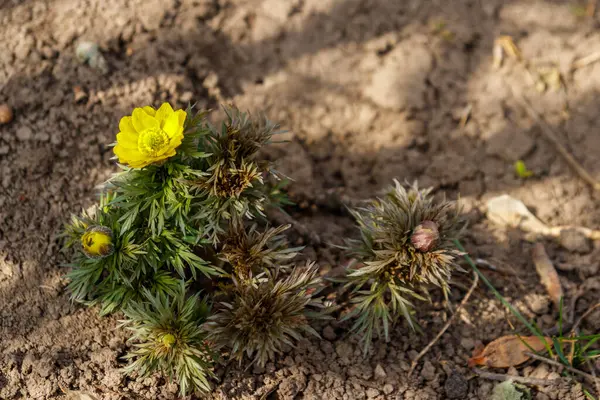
132, 108, 159, 132
128, 159, 151, 168
116, 131, 139, 149
142, 106, 156, 116
156, 102, 174, 124
163, 112, 184, 138
176, 109, 186, 127
156, 147, 177, 158
114, 144, 140, 163
119, 116, 136, 134
163, 135, 183, 157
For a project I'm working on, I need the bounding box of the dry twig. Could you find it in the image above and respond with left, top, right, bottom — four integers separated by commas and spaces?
525, 351, 600, 388
408, 270, 479, 376
473, 367, 560, 386
572, 51, 600, 70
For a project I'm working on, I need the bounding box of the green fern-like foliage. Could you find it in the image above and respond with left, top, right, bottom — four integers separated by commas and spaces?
61, 103, 325, 394
61, 193, 156, 314
219, 222, 302, 281
205, 263, 326, 366
191, 106, 287, 242
120, 285, 215, 395
343, 180, 465, 351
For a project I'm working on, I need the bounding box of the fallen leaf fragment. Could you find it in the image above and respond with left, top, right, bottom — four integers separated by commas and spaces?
486, 195, 548, 233
468, 335, 550, 368
493, 36, 522, 68
486, 194, 600, 240
531, 243, 563, 307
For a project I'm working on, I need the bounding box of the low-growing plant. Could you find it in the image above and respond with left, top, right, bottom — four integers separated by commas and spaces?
61, 102, 330, 395
342, 181, 465, 351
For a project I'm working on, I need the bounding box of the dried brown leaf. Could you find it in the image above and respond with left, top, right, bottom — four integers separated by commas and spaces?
468, 335, 550, 368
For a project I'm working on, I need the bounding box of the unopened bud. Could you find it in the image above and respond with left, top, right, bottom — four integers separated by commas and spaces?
161, 333, 176, 348
410, 221, 439, 252
81, 225, 114, 259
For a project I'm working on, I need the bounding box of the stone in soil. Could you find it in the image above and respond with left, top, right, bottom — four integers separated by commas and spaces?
444, 371, 469, 399
559, 228, 592, 253
322, 325, 337, 341
421, 361, 436, 381
16, 125, 33, 141
374, 363, 386, 379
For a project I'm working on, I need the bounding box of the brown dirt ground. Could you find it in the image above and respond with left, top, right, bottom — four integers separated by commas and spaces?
1, 0, 600, 399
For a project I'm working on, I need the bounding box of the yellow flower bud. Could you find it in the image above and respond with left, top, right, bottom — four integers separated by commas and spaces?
81, 225, 114, 259
161, 333, 176, 348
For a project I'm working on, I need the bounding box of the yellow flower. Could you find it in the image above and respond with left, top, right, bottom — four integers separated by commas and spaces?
113, 103, 186, 168
81, 225, 114, 259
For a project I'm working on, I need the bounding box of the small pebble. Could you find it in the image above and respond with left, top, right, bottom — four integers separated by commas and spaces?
75, 41, 108, 73
180, 91, 194, 103
36, 132, 50, 142
383, 384, 394, 395
421, 361, 436, 381
460, 337, 475, 350
524, 293, 549, 315
322, 325, 337, 341
16, 126, 33, 141
444, 371, 469, 399
559, 228, 591, 253
73, 86, 88, 103
0, 104, 13, 124
374, 363, 387, 379
529, 363, 549, 379
366, 388, 380, 398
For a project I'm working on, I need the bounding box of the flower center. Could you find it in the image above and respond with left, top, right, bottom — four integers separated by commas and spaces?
137, 127, 170, 157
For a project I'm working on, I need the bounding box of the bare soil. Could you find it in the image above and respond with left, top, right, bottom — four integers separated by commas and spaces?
1, 0, 600, 399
